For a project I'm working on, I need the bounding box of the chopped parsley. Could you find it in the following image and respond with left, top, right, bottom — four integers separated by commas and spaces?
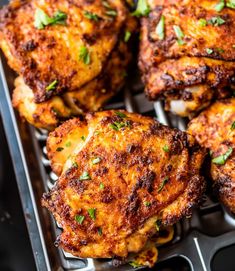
199, 18, 207, 27
129, 261, 142, 268
72, 162, 78, 168
115, 111, 127, 118
99, 183, 105, 190
56, 147, 64, 152
144, 201, 151, 207
79, 46, 91, 65
231, 121, 235, 130
75, 215, 85, 225
156, 15, 165, 40
81, 135, 86, 141
110, 121, 130, 131
208, 16, 226, 26
79, 171, 91, 180
34, 9, 67, 29
97, 227, 102, 235
132, 0, 150, 17
215, 0, 225, 12
88, 208, 96, 220
206, 48, 214, 54
92, 157, 101, 164
173, 25, 185, 45
163, 145, 170, 152
46, 80, 58, 91
158, 177, 169, 192
65, 141, 71, 147
83, 11, 100, 21
212, 147, 233, 165
124, 31, 131, 42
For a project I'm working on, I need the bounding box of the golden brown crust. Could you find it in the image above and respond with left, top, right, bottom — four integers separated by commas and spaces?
12, 37, 133, 130
139, 0, 235, 116
188, 98, 235, 212
43, 110, 206, 258
0, 0, 131, 102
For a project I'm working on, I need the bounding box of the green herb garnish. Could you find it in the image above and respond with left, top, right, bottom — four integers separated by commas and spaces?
99, 183, 105, 190
206, 48, 214, 54
105, 10, 117, 17
212, 147, 233, 165
75, 215, 85, 225
199, 18, 207, 27
84, 11, 100, 21
156, 15, 165, 40
97, 227, 102, 235
231, 121, 235, 130
115, 111, 127, 118
158, 177, 169, 192
65, 141, 71, 147
79, 46, 91, 65
110, 121, 130, 131
79, 171, 91, 180
129, 261, 142, 268
156, 220, 162, 231
46, 80, 58, 91
34, 9, 67, 29
88, 208, 96, 220
124, 31, 131, 42
81, 135, 86, 141
72, 162, 78, 168
173, 25, 185, 45
144, 201, 151, 207
56, 147, 64, 152
92, 157, 101, 165
208, 16, 226, 26
132, 0, 150, 17
215, 0, 225, 12
163, 145, 170, 152
226, 0, 235, 9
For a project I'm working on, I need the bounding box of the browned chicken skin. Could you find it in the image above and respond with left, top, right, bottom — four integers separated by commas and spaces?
139, 0, 235, 117
188, 98, 235, 212
42, 110, 206, 258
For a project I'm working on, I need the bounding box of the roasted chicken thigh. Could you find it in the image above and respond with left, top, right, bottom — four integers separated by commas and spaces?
139, 0, 235, 117
42, 110, 206, 258
0, 0, 136, 129
188, 98, 235, 212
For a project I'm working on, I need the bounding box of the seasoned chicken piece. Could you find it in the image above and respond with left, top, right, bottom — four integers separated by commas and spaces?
0, 0, 133, 102
43, 110, 206, 258
139, 0, 235, 117
12, 40, 132, 130
188, 98, 235, 212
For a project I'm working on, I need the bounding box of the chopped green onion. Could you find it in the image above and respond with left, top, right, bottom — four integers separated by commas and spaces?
215, 0, 225, 12
75, 215, 85, 225
212, 147, 233, 165
163, 145, 170, 152
156, 15, 165, 40
231, 121, 235, 130
206, 48, 214, 54
226, 0, 235, 9
129, 261, 142, 268
208, 16, 226, 26
144, 201, 151, 207
173, 25, 185, 45
105, 10, 117, 17
34, 9, 67, 29
115, 111, 127, 118
97, 227, 102, 235
65, 141, 71, 147
198, 18, 207, 27
81, 135, 86, 141
72, 162, 78, 168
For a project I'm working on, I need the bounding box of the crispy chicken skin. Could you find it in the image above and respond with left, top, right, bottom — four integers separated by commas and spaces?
42, 110, 206, 258
188, 98, 235, 212
12, 40, 132, 130
0, 0, 133, 102
139, 0, 235, 117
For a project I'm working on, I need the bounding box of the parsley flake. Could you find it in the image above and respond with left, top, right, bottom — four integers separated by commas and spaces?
212, 147, 233, 165
156, 15, 165, 40
75, 215, 85, 225
158, 177, 169, 192
231, 121, 235, 130
206, 48, 214, 54
124, 31, 131, 42
46, 80, 58, 91
81, 135, 86, 141
144, 201, 151, 207
132, 0, 150, 17
79, 171, 91, 180
88, 208, 96, 220
79, 46, 91, 65
99, 183, 105, 190
84, 11, 100, 21
92, 157, 101, 165
34, 9, 67, 29
65, 141, 71, 147
199, 18, 207, 27
163, 145, 170, 152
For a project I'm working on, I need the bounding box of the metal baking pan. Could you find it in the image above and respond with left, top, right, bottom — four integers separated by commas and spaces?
1, 1, 235, 270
